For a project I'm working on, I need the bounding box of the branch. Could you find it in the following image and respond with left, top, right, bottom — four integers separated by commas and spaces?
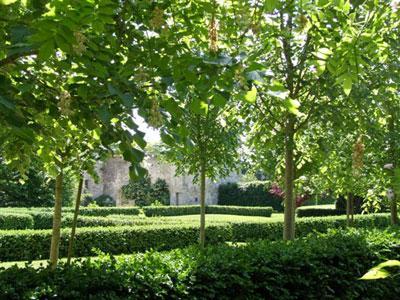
0, 50, 37, 67
258, 92, 285, 127
253, 99, 280, 134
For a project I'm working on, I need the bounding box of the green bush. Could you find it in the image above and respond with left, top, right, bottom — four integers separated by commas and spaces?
1, 229, 400, 299
0, 213, 391, 262
218, 181, 283, 211
121, 177, 170, 206
143, 205, 273, 217
297, 207, 345, 218
0, 213, 33, 229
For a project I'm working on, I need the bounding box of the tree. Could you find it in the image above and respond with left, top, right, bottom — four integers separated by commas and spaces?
238, 0, 392, 239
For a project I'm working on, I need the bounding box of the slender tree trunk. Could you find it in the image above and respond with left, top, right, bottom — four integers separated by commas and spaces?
388, 113, 398, 225
50, 171, 63, 270
199, 161, 206, 247
67, 176, 83, 265
283, 116, 295, 240
346, 193, 354, 226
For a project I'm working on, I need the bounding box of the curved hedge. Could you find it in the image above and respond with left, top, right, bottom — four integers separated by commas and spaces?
143, 205, 273, 217
1, 229, 400, 299
0, 213, 391, 261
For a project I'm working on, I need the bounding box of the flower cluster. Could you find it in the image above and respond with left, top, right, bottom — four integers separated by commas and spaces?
150, 7, 164, 29
209, 15, 218, 53
269, 183, 309, 208
148, 97, 163, 128
352, 135, 364, 177
72, 32, 87, 56
58, 90, 72, 115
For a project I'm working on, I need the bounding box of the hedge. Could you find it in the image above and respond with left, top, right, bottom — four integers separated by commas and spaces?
297, 207, 346, 218
143, 205, 273, 217
0, 213, 33, 230
218, 181, 284, 211
0, 213, 391, 262
206, 205, 273, 217
1, 229, 400, 299
0, 207, 141, 217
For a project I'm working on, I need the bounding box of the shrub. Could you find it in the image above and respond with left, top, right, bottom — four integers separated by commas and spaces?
93, 194, 116, 207
0, 229, 400, 299
0, 213, 33, 229
218, 181, 283, 211
143, 205, 273, 217
0, 213, 391, 262
297, 207, 345, 218
122, 177, 171, 206
151, 178, 170, 205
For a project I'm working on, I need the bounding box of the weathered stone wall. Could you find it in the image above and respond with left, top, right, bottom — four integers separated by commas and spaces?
84, 156, 241, 206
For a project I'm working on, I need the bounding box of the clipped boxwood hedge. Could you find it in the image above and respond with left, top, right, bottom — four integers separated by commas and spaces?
206, 205, 272, 217
0, 213, 33, 230
297, 207, 346, 218
0, 213, 391, 262
1, 229, 400, 299
64, 207, 141, 217
143, 205, 273, 217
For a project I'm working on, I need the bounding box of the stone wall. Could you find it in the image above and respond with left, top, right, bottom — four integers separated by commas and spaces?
84, 156, 241, 206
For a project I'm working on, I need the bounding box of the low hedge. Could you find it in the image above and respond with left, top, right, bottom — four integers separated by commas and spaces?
64, 207, 141, 217
0, 207, 141, 217
206, 205, 272, 217
0, 213, 33, 230
143, 205, 199, 217
0, 213, 391, 262
1, 229, 400, 299
143, 205, 273, 217
297, 207, 346, 218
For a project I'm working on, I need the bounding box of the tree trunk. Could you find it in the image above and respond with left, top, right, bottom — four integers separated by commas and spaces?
50, 172, 63, 270
67, 176, 83, 265
283, 116, 295, 240
199, 161, 206, 247
390, 192, 398, 225
388, 113, 398, 225
346, 193, 354, 227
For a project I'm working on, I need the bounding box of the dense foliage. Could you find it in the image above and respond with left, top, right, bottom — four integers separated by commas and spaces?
1, 229, 400, 299
0, 158, 74, 207
297, 207, 345, 218
218, 181, 283, 211
0, 213, 391, 262
122, 177, 170, 206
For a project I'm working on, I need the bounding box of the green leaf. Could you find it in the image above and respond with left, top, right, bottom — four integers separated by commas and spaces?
189, 98, 208, 115
38, 40, 54, 60
213, 93, 227, 107
0, 0, 18, 5
265, 0, 278, 12
0, 96, 15, 110
361, 260, 400, 280
244, 86, 257, 103
343, 75, 352, 96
